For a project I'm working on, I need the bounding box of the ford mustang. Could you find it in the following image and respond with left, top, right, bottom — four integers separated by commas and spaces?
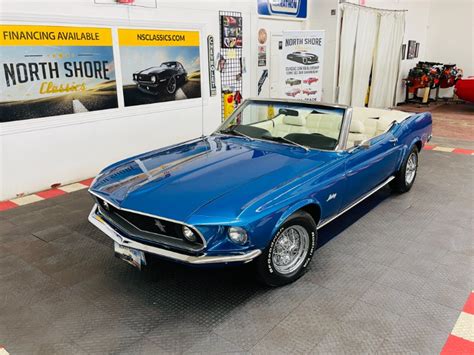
88, 99, 432, 286
133, 61, 187, 95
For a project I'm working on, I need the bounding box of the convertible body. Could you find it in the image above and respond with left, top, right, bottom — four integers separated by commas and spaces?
89, 99, 432, 285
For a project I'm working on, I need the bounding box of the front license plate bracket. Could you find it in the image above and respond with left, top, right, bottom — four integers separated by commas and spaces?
114, 242, 147, 270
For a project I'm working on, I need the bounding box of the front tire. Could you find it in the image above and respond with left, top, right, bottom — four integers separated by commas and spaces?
256, 211, 317, 287
390, 146, 419, 193
166, 76, 177, 95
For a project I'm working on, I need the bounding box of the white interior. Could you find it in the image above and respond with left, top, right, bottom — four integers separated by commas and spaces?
253, 106, 412, 148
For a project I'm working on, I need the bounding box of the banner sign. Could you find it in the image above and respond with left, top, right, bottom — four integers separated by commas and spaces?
258, 0, 307, 19
281, 30, 324, 101
0, 25, 118, 122
118, 28, 201, 107
207, 35, 217, 96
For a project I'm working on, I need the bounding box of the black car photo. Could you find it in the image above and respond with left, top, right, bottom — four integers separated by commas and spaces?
287, 51, 319, 65
133, 61, 187, 95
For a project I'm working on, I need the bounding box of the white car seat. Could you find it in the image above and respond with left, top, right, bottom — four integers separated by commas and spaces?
347, 120, 368, 148
352, 107, 412, 139
272, 115, 309, 137
305, 113, 342, 139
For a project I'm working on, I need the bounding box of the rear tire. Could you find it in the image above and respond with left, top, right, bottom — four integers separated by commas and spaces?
256, 211, 317, 287
390, 146, 419, 193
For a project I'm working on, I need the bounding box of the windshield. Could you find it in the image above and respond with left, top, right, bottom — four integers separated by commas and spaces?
217, 100, 346, 151
161, 62, 176, 68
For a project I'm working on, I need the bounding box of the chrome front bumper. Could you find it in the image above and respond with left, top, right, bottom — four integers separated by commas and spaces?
88, 205, 262, 265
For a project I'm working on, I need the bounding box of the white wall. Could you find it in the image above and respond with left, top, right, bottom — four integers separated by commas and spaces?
305, 0, 339, 103
0, 0, 306, 200
425, 0, 473, 94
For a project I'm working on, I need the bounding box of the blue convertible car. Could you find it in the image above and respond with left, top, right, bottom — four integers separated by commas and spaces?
88, 99, 432, 286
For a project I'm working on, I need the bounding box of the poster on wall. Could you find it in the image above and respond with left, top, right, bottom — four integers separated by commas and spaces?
220, 15, 242, 49
257, 0, 307, 20
281, 30, 324, 101
118, 28, 201, 107
0, 25, 118, 122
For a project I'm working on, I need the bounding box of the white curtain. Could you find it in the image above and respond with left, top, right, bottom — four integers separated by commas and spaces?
337, 5, 359, 106
369, 12, 406, 108
337, 4, 405, 108
351, 9, 379, 107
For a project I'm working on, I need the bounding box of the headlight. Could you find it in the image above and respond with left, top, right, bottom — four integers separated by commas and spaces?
182, 226, 197, 242
151, 75, 157, 83
228, 227, 248, 245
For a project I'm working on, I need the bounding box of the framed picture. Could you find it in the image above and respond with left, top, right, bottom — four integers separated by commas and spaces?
415, 42, 420, 58
402, 44, 406, 60
407, 40, 416, 60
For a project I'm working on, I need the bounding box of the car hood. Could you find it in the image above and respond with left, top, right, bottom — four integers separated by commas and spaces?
90, 136, 334, 223
138, 67, 168, 75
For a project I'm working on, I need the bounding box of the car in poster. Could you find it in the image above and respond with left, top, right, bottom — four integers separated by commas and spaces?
302, 88, 317, 95
88, 98, 432, 286
285, 88, 301, 97
285, 78, 301, 86
287, 51, 319, 65
303, 77, 318, 85
133, 61, 187, 95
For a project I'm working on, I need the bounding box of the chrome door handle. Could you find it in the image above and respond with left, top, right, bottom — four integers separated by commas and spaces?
389, 138, 398, 144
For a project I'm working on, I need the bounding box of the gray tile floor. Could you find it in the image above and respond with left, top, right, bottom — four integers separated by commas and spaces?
1, 150, 473, 354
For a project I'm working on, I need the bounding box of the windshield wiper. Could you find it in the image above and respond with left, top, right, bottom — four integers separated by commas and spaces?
219, 127, 253, 140
262, 135, 309, 152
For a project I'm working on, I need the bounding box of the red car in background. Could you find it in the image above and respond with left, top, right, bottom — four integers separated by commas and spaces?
455, 77, 474, 103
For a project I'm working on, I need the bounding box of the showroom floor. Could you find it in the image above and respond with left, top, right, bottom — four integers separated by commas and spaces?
1, 149, 472, 354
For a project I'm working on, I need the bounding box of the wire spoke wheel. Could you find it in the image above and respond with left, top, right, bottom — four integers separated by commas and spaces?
271, 225, 309, 275
405, 152, 418, 185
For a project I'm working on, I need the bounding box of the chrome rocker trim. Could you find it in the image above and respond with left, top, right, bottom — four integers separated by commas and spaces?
317, 176, 395, 229
88, 205, 262, 265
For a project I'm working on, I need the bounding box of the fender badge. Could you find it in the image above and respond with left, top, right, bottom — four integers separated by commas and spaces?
326, 193, 337, 202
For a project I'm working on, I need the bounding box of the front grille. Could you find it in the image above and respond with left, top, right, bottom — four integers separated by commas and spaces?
138, 74, 152, 82
95, 197, 204, 253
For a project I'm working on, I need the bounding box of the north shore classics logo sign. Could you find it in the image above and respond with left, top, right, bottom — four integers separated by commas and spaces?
0, 25, 118, 122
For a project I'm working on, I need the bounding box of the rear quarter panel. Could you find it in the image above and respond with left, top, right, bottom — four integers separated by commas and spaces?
395, 112, 432, 169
